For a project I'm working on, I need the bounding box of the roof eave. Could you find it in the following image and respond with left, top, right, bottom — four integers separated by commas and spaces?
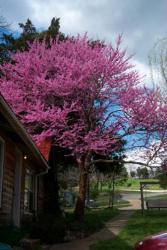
0, 95, 49, 170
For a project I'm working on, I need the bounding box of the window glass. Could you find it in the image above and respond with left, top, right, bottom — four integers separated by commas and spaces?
24, 169, 34, 213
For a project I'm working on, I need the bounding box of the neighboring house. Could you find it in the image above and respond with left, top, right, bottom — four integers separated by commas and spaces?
0, 95, 50, 227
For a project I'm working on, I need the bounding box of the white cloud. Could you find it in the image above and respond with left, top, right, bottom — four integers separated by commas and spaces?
125, 140, 167, 173
131, 59, 153, 87
28, 0, 82, 34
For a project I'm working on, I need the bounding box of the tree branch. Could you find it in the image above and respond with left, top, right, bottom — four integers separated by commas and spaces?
90, 159, 161, 169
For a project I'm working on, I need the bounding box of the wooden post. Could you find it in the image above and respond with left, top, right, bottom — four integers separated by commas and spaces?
140, 183, 144, 215
140, 181, 160, 215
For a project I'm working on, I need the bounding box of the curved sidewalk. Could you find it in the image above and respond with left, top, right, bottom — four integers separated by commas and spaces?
49, 199, 139, 250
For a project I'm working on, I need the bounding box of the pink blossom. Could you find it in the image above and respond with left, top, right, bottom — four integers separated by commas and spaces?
0, 35, 167, 162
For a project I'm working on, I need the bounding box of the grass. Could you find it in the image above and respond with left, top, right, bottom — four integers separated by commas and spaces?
118, 178, 163, 190
0, 226, 26, 247
90, 210, 167, 250
99, 178, 163, 192
145, 193, 167, 201
66, 207, 119, 235
95, 192, 130, 208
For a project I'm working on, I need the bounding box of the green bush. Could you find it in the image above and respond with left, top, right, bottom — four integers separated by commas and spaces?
0, 226, 26, 246
90, 184, 100, 200
29, 214, 66, 244
127, 183, 132, 187
159, 173, 167, 189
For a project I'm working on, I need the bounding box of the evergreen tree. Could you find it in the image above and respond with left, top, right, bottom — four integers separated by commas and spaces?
0, 17, 65, 63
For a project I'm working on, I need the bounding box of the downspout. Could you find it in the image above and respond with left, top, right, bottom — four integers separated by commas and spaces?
34, 167, 50, 215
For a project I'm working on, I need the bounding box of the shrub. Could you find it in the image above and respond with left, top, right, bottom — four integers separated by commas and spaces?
90, 184, 100, 200
29, 214, 66, 244
0, 226, 26, 246
127, 183, 132, 187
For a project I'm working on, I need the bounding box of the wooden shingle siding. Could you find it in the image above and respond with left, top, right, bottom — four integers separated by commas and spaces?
0, 131, 15, 223
0, 129, 46, 225
37, 176, 45, 213
0, 97, 49, 227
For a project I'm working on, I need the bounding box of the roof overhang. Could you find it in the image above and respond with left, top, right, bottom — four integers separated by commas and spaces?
0, 95, 49, 170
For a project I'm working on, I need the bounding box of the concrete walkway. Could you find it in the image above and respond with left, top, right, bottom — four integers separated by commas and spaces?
121, 189, 167, 193
49, 199, 139, 250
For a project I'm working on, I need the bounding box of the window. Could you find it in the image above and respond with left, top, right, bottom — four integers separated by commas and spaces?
24, 169, 34, 213
0, 137, 5, 207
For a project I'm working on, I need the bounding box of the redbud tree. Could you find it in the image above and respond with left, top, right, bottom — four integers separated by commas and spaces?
0, 35, 166, 218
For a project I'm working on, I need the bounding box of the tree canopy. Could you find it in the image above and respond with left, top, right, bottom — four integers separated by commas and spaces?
136, 167, 149, 179
1, 34, 167, 218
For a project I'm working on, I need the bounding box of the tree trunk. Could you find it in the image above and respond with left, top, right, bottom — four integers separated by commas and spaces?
108, 175, 115, 209
86, 173, 90, 206
108, 180, 112, 208
96, 172, 100, 190
100, 180, 103, 192
111, 175, 115, 209
74, 160, 89, 220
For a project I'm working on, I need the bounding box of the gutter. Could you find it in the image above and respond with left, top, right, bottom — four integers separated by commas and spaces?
34, 168, 50, 213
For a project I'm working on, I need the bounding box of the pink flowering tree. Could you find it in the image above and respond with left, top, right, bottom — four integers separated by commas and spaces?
0, 35, 167, 218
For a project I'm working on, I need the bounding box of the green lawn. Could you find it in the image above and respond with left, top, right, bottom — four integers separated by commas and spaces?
95, 192, 130, 208
145, 193, 167, 201
66, 207, 119, 235
118, 178, 163, 190
90, 210, 167, 250
99, 179, 163, 192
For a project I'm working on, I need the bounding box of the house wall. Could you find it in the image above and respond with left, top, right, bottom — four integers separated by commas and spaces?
37, 175, 46, 213
0, 130, 45, 226
0, 130, 16, 225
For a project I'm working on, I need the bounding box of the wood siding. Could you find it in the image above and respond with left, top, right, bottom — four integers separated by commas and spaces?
0, 130, 45, 226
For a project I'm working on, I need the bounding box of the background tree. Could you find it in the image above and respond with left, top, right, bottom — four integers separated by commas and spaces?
0, 17, 65, 63
156, 159, 167, 188
0, 18, 37, 63
149, 38, 167, 92
130, 171, 136, 178
137, 167, 149, 179
95, 140, 127, 208
0, 15, 9, 63
0, 35, 167, 219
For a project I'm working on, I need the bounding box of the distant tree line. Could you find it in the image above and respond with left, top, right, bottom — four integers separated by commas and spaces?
130, 167, 150, 179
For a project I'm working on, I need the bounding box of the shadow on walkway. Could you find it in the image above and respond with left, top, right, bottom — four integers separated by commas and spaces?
49, 210, 133, 250
49, 199, 140, 250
